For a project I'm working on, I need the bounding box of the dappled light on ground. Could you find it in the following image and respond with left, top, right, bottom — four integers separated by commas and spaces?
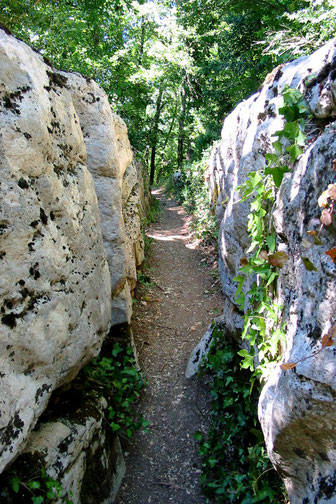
115, 190, 223, 504
147, 189, 201, 250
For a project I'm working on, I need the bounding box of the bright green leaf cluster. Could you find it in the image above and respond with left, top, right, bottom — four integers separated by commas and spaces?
195, 327, 285, 502
84, 343, 149, 438
234, 86, 309, 381
8, 467, 73, 504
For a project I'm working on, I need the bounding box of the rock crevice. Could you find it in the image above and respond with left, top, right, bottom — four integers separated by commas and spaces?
206, 38, 336, 503
0, 28, 148, 500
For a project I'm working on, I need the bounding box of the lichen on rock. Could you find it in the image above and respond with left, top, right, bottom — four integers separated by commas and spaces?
206, 38, 336, 502
0, 28, 112, 472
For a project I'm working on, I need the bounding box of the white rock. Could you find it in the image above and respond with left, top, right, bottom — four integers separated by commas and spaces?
59, 72, 134, 325
207, 38, 336, 501
0, 30, 111, 471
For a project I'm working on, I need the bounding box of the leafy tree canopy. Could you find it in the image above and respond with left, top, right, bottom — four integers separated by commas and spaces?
1, 0, 335, 181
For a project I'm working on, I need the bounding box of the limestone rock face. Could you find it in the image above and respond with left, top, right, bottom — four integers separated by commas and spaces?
207, 39, 336, 502
0, 30, 113, 471
0, 392, 126, 503
58, 72, 136, 325
122, 158, 149, 293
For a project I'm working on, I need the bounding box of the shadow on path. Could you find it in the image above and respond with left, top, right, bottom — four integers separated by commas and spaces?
115, 189, 223, 504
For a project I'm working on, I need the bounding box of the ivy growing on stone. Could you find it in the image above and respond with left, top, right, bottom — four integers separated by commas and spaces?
234, 85, 311, 381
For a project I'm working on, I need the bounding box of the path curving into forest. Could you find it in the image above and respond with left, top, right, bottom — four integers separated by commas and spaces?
115, 188, 224, 504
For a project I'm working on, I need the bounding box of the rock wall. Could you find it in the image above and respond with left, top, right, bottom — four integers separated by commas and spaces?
58, 71, 148, 326
0, 27, 148, 498
207, 39, 336, 502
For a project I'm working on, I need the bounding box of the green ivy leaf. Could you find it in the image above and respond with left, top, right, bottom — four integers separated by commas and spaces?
10, 476, 20, 493
264, 165, 290, 187
265, 153, 278, 164
296, 128, 306, 146
112, 343, 123, 357
265, 234, 276, 253
32, 497, 44, 504
272, 140, 283, 155
28, 481, 41, 490
110, 422, 120, 431
282, 121, 299, 140
237, 349, 254, 371
286, 143, 303, 163
266, 271, 278, 287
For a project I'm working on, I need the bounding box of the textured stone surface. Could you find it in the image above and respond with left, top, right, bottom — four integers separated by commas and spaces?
206, 39, 336, 502
0, 392, 126, 503
122, 159, 148, 293
60, 72, 135, 326
0, 30, 112, 472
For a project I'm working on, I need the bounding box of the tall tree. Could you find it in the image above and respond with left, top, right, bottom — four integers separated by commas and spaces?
1, 0, 335, 183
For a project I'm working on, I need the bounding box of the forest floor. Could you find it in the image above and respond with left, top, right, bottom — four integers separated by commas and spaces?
115, 188, 224, 504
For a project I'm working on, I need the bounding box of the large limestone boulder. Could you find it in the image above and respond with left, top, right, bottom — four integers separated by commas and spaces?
206, 39, 336, 502
58, 72, 135, 325
0, 388, 125, 503
0, 30, 112, 471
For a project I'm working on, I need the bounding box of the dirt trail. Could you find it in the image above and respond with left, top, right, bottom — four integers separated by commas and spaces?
115, 189, 223, 504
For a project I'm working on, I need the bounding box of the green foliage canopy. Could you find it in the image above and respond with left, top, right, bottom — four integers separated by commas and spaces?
1, 0, 335, 180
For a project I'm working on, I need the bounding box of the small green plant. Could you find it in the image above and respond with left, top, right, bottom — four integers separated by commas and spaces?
83, 342, 149, 438
142, 196, 160, 228
195, 326, 286, 503
138, 272, 154, 288
7, 467, 73, 503
234, 86, 311, 381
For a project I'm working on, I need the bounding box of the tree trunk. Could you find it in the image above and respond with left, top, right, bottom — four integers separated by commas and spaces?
177, 80, 187, 171
149, 86, 164, 185
156, 99, 178, 183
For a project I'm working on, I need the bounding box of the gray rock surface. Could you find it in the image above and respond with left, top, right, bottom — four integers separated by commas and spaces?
0, 29, 111, 472
0, 27, 149, 481
60, 72, 142, 326
0, 391, 126, 504
185, 316, 224, 378
206, 39, 336, 502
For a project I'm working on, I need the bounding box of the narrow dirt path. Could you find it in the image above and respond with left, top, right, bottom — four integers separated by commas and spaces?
115, 189, 223, 504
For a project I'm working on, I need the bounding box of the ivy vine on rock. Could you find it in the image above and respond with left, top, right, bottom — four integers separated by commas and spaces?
234, 85, 313, 381
235, 85, 336, 377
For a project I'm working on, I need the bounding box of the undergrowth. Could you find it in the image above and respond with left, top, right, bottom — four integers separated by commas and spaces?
142, 194, 160, 255
195, 326, 286, 503
6, 467, 73, 504
1, 340, 148, 502
194, 86, 311, 503
83, 342, 149, 438
234, 85, 312, 383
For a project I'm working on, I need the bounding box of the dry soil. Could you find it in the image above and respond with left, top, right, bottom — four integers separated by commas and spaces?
115, 189, 224, 504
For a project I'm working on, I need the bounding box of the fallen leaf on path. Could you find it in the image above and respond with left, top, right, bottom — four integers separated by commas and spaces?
143, 295, 161, 302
